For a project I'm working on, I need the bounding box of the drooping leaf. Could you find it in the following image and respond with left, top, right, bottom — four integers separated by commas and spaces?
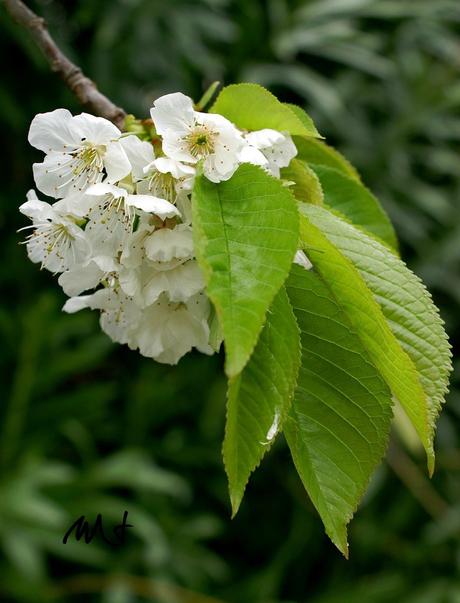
301, 205, 452, 472
285, 264, 393, 556
298, 211, 429, 459
210, 83, 320, 137
192, 163, 299, 377
281, 159, 324, 205
311, 164, 398, 251
223, 286, 300, 515
294, 137, 360, 181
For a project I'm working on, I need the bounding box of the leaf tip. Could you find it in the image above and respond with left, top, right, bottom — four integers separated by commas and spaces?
427, 450, 435, 478
229, 489, 243, 519
329, 528, 349, 559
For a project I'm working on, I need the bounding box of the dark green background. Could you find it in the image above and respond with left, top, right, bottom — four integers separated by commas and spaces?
0, 1, 459, 601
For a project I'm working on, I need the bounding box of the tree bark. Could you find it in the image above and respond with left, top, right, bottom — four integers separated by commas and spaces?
3, 0, 126, 128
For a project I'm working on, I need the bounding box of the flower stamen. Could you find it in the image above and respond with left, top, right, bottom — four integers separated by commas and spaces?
184, 125, 217, 159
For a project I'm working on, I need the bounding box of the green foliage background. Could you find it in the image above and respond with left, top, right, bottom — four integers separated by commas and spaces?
0, 0, 459, 601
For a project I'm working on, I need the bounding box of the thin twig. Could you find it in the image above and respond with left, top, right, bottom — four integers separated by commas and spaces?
2, 0, 126, 128
49, 573, 228, 603
387, 438, 449, 519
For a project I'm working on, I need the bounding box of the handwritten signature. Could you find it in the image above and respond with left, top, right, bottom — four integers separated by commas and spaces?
63, 510, 133, 546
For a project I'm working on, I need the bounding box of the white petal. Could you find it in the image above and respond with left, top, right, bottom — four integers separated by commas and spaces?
144, 225, 194, 262
264, 134, 297, 169
26, 221, 89, 273
141, 270, 169, 306
86, 182, 125, 198
129, 293, 210, 364
32, 152, 81, 199
92, 255, 119, 272
153, 156, 195, 179
238, 144, 268, 167
198, 112, 241, 138
294, 250, 313, 270
129, 304, 165, 358
120, 135, 155, 180
85, 200, 130, 264
63, 295, 94, 314
118, 265, 141, 299
19, 195, 54, 221
52, 191, 96, 217
28, 109, 79, 152
26, 189, 39, 201
164, 262, 205, 302
103, 141, 131, 183
143, 261, 204, 306
121, 222, 153, 269
63, 287, 120, 312
161, 136, 196, 164
126, 194, 180, 218
203, 155, 238, 183
58, 261, 105, 296
71, 113, 121, 144
150, 92, 195, 137
175, 193, 193, 225
245, 129, 285, 149
99, 291, 142, 345
64, 288, 112, 314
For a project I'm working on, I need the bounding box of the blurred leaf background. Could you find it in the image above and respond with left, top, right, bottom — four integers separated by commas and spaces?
0, 0, 459, 601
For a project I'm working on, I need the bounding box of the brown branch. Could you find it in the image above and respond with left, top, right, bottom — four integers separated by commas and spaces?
2, 0, 126, 129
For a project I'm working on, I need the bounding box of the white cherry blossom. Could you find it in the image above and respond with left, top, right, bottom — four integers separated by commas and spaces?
29, 109, 131, 198
244, 129, 297, 177
58, 260, 106, 297
129, 291, 213, 364
19, 190, 89, 273
144, 223, 194, 263
119, 221, 200, 307
64, 285, 211, 364
138, 156, 195, 203
22, 98, 301, 366
63, 286, 142, 345
83, 182, 180, 271
119, 259, 204, 307
150, 92, 244, 183
86, 182, 180, 219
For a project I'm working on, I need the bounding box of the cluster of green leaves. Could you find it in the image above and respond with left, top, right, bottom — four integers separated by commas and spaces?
192, 83, 452, 555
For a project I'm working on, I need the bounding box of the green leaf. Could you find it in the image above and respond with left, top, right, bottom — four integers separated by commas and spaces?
311, 164, 398, 251
301, 205, 452, 472
210, 83, 320, 137
285, 264, 393, 556
281, 159, 324, 205
192, 164, 299, 377
294, 137, 360, 181
284, 103, 322, 138
196, 80, 221, 111
223, 286, 300, 515
300, 205, 452, 472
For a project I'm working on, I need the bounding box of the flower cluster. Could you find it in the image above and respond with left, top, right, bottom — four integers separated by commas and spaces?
20, 93, 299, 364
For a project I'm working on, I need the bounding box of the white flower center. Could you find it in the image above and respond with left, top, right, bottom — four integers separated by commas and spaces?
26, 222, 76, 266
147, 170, 176, 203
72, 143, 105, 177
184, 124, 217, 159
46, 142, 105, 192
98, 193, 134, 227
